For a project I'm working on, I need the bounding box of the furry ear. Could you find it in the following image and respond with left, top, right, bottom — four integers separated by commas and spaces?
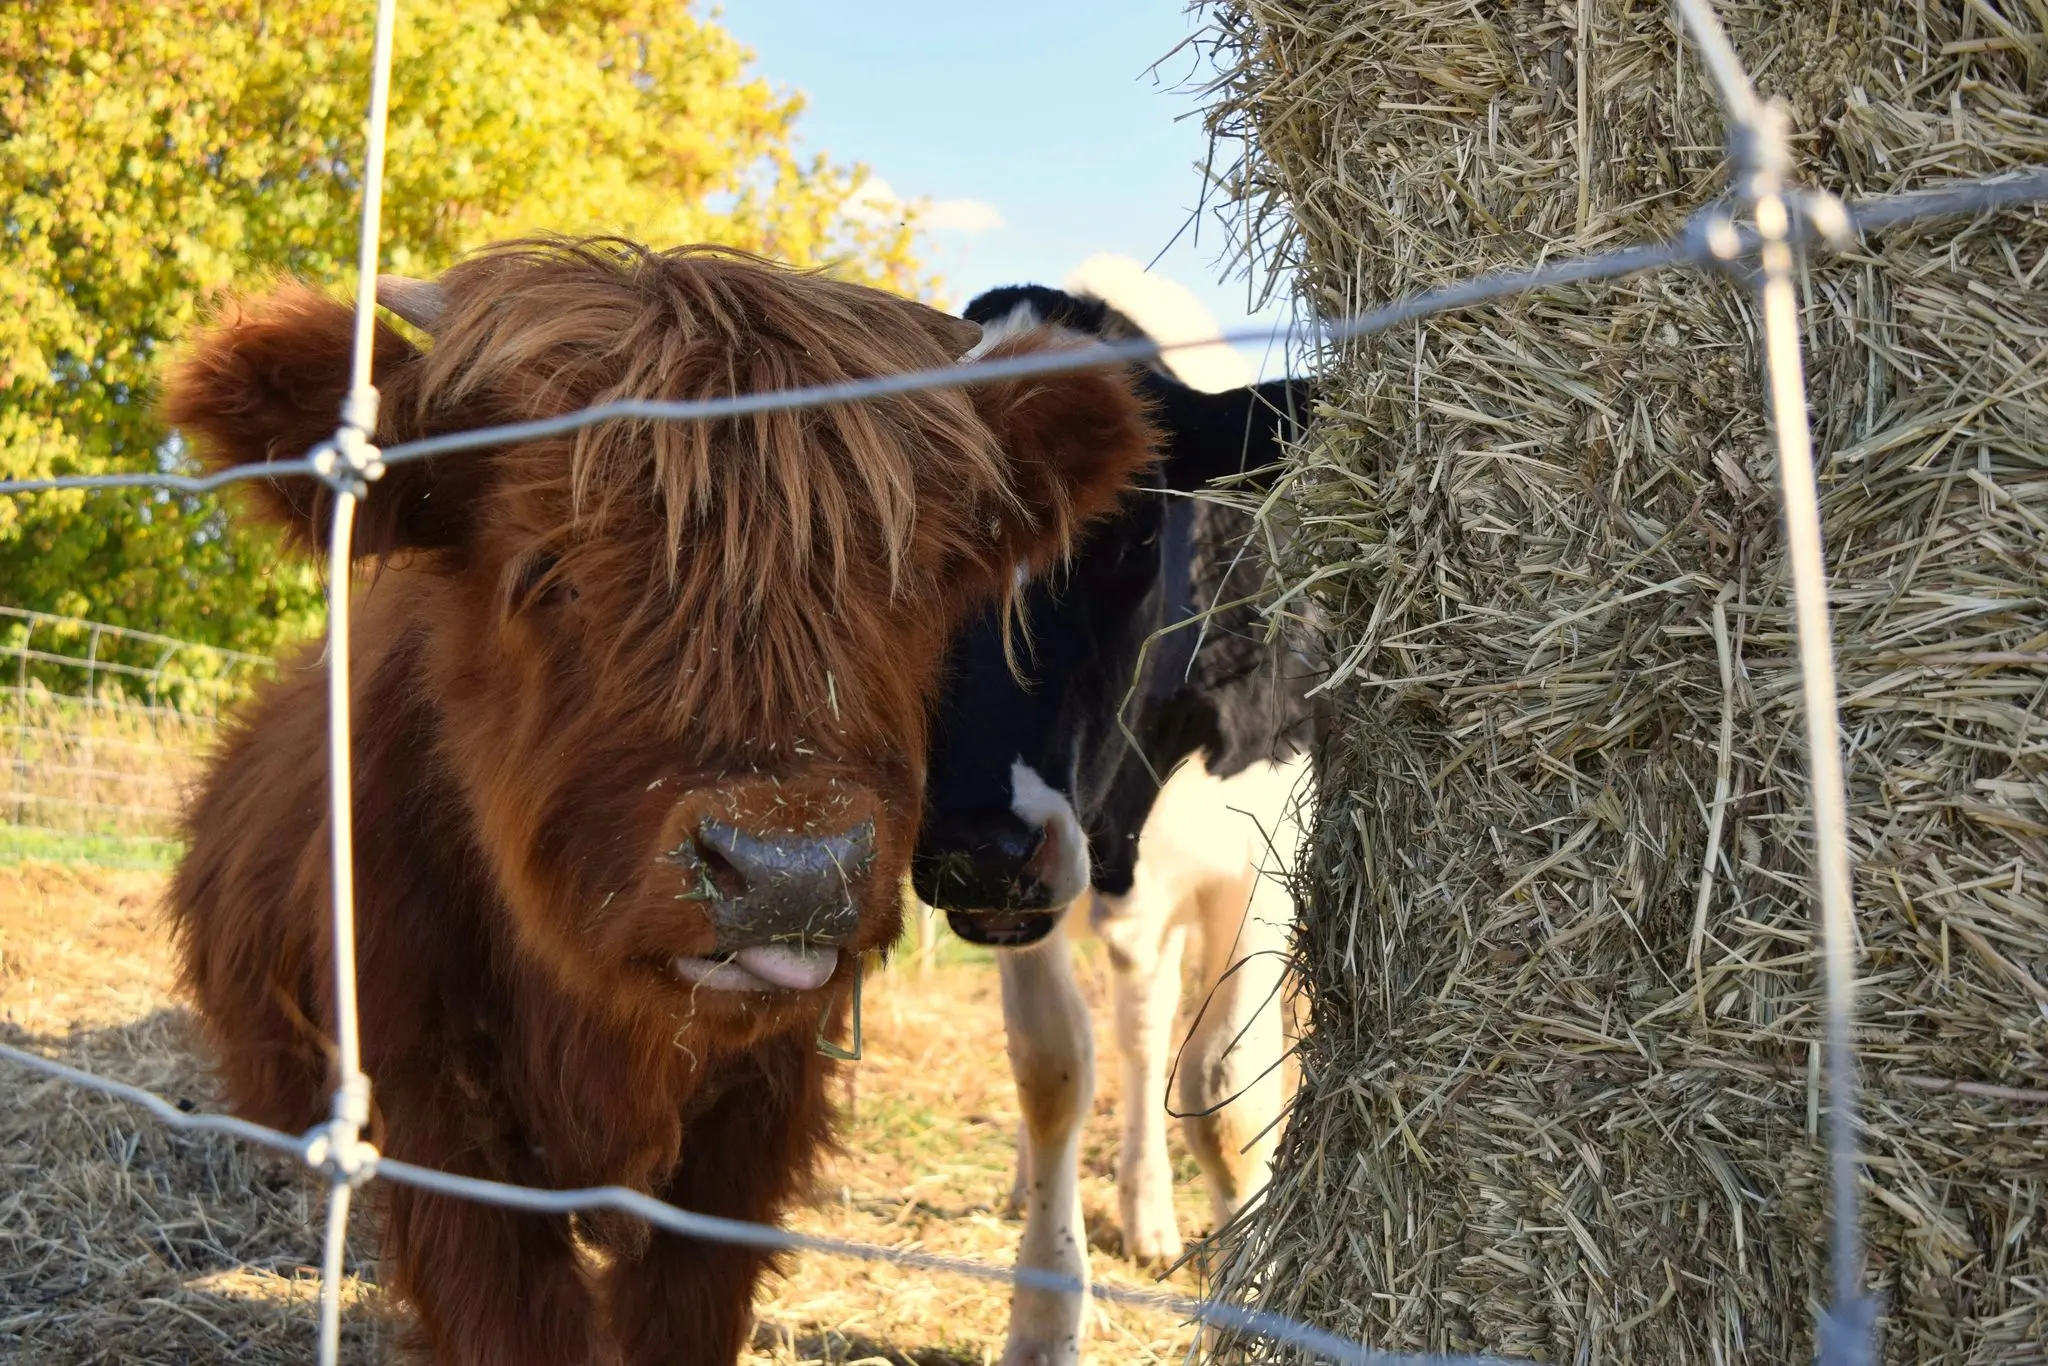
965, 326, 1160, 570
161, 286, 473, 560
1149, 375, 1314, 493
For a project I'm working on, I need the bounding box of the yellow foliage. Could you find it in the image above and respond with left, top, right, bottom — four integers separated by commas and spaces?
0, 0, 928, 653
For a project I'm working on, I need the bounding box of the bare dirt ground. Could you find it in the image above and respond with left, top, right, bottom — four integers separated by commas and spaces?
1, 861, 1215, 1365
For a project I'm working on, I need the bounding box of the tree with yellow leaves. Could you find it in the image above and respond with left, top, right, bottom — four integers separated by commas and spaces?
1, 0, 924, 653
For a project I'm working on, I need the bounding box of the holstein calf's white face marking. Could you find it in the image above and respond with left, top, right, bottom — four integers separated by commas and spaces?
1007, 758, 1089, 910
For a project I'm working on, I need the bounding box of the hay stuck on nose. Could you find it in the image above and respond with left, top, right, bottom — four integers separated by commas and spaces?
1194, 2, 2048, 1362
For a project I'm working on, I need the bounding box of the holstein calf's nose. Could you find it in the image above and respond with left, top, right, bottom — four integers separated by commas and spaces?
910, 815, 1050, 913
911, 813, 1077, 949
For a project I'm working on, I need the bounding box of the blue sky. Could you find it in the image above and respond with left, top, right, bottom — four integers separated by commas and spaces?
718, 0, 1295, 376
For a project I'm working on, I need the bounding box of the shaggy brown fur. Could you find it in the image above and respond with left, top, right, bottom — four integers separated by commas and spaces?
162, 239, 1156, 1365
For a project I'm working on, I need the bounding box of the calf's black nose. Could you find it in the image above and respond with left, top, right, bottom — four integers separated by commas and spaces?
911, 815, 1056, 915
692, 817, 874, 952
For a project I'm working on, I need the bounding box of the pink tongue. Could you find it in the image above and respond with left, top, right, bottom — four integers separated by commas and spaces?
732, 943, 840, 991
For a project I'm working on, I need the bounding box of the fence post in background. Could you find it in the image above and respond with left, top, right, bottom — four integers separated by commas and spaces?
145, 643, 178, 818
1672, 2, 1874, 1362
144, 642, 177, 719
146, 644, 176, 702
80, 624, 105, 838
8, 616, 31, 828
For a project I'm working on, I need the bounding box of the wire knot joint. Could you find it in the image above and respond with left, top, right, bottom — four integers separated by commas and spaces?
1685, 205, 1749, 276
303, 1071, 380, 1185
312, 386, 388, 496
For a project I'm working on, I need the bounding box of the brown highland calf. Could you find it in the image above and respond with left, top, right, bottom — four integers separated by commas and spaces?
162, 239, 1155, 1365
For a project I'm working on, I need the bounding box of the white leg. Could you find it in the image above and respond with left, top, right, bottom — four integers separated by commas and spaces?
1006, 1117, 1029, 1218
998, 918, 1095, 1366
1178, 866, 1291, 1231
915, 897, 937, 978
1096, 886, 1188, 1266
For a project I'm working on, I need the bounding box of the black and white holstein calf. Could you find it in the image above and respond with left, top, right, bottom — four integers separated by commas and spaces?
914, 282, 1319, 1366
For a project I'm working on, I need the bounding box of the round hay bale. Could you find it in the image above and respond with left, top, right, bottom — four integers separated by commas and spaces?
1196, 2, 2048, 1361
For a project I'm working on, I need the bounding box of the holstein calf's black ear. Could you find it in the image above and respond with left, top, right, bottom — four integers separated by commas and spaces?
162, 287, 478, 562
963, 284, 1312, 495
963, 325, 1161, 573
1149, 375, 1315, 492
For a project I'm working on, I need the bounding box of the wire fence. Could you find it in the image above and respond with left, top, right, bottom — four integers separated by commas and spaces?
1, 606, 271, 866
2, 0, 2046, 1362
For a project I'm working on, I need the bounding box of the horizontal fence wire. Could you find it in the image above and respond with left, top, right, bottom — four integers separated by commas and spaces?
0, 605, 274, 669
4, 1, 2048, 1362
0, 1039, 1495, 1366
2, 173, 2044, 503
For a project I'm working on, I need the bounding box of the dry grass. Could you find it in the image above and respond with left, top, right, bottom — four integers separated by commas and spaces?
1192, 2, 2048, 1362
0, 862, 1215, 1364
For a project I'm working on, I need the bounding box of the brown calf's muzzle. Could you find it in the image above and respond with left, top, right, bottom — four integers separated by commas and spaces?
642, 774, 896, 997
687, 817, 875, 952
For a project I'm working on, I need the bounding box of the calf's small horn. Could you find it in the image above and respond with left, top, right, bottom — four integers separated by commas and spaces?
376, 275, 446, 333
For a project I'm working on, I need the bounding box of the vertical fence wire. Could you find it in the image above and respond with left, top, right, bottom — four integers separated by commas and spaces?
308, 1, 402, 1360
9, 616, 31, 826
1671, 3, 1872, 1360
314, 493, 366, 1366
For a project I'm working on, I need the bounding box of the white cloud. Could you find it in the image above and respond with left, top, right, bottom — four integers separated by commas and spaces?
919, 198, 1005, 234
845, 177, 1004, 234
1064, 254, 1253, 393
843, 175, 906, 227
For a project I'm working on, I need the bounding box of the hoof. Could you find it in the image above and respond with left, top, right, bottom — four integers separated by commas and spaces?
1120, 1210, 1182, 1268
